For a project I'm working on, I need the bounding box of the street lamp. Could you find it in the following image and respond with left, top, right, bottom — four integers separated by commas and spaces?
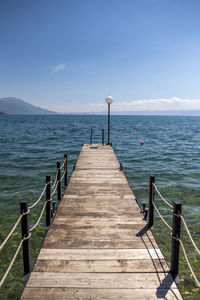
105, 96, 113, 145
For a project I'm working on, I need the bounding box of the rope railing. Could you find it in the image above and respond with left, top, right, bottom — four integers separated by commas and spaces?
179, 214, 200, 256
51, 180, 59, 198
60, 157, 66, 170
60, 168, 66, 182
29, 181, 51, 210
0, 215, 22, 251
52, 172, 58, 189
51, 169, 66, 199
0, 154, 68, 288
149, 176, 200, 289
152, 202, 172, 231
153, 180, 200, 255
29, 166, 67, 232
0, 209, 29, 251
0, 233, 31, 288
51, 157, 66, 189
153, 182, 173, 209
29, 201, 48, 232
173, 236, 200, 288
0, 239, 23, 288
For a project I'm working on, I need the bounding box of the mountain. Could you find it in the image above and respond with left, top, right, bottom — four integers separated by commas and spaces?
0, 97, 56, 115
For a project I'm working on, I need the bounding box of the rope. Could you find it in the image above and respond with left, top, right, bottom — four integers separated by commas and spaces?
172, 236, 200, 288
0, 210, 29, 251
29, 201, 48, 232
52, 172, 58, 189
152, 202, 172, 231
0, 215, 22, 251
52, 158, 66, 190
0, 233, 31, 288
29, 182, 51, 210
153, 183, 173, 209
51, 169, 66, 198
179, 215, 200, 256
0, 239, 22, 287
60, 168, 66, 182
51, 181, 59, 198
60, 158, 66, 170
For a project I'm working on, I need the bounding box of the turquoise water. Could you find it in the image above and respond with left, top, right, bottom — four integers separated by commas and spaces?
0, 115, 200, 299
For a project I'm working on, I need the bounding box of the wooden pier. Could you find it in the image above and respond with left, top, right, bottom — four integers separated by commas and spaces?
21, 145, 182, 299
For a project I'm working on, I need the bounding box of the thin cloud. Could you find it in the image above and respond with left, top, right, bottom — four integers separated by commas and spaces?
51, 64, 66, 73
91, 97, 200, 111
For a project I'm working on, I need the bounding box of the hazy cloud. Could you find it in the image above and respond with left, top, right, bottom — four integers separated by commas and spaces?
51, 64, 66, 73
91, 97, 200, 111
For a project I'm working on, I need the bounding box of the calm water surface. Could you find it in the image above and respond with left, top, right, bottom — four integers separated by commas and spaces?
0, 115, 200, 299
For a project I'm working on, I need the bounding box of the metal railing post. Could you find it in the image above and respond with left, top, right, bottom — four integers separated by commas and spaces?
90, 128, 93, 145
102, 129, 104, 145
20, 201, 31, 275
46, 175, 51, 227
148, 175, 155, 227
64, 154, 68, 186
57, 162, 61, 201
142, 202, 146, 213
170, 201, 182, 276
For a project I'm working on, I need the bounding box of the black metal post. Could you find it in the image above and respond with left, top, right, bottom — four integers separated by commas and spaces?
120, 163, 123, 171
73, 162, 76, 171
20, 201, 31, 275
52, 202, 56, 214
107, 103, 111, 145
64, 154, 68, 186
144, 209, 148, 220
51, 201, 56, 219
170, 201, 182, 276
57, 162, 61, 201
46, 175, 51, 227
142, 202, 146, 213
90, 128, 93, 145
148, 176, 155, 227
102, 129, 104, 145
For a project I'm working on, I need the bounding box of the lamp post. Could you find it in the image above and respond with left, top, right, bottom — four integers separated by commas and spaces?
105, 96, 113, 145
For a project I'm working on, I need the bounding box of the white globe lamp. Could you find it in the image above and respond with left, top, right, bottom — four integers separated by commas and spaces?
105, 96, 113, 105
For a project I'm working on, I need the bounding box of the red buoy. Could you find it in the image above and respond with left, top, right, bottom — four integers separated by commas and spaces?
140, 141, 144, 145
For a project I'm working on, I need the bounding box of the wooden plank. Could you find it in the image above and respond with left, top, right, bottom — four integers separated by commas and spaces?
27, 272, 177, 289
38, 248, 164, 260
34, 259, 169, 273
53, 217, 146, 225
43, 238, 159, 249
21, 287, 182, 300
62, 194, 137, 200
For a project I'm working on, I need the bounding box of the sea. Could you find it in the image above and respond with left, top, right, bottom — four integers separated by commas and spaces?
0, 114, 200, 299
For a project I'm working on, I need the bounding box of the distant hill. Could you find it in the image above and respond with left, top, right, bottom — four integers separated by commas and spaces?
0, 111, 5, 114
0, 97, 56, 115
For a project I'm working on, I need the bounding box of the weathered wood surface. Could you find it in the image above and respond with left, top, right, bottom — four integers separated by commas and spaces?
21, 144, 182, 299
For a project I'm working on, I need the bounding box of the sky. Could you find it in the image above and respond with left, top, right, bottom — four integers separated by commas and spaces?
1, 0, 200, 113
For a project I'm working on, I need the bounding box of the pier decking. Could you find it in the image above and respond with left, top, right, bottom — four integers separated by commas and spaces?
21, 145, 182, 299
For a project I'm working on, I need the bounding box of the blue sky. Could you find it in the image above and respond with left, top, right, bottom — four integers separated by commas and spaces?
1, 0, 200, 112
